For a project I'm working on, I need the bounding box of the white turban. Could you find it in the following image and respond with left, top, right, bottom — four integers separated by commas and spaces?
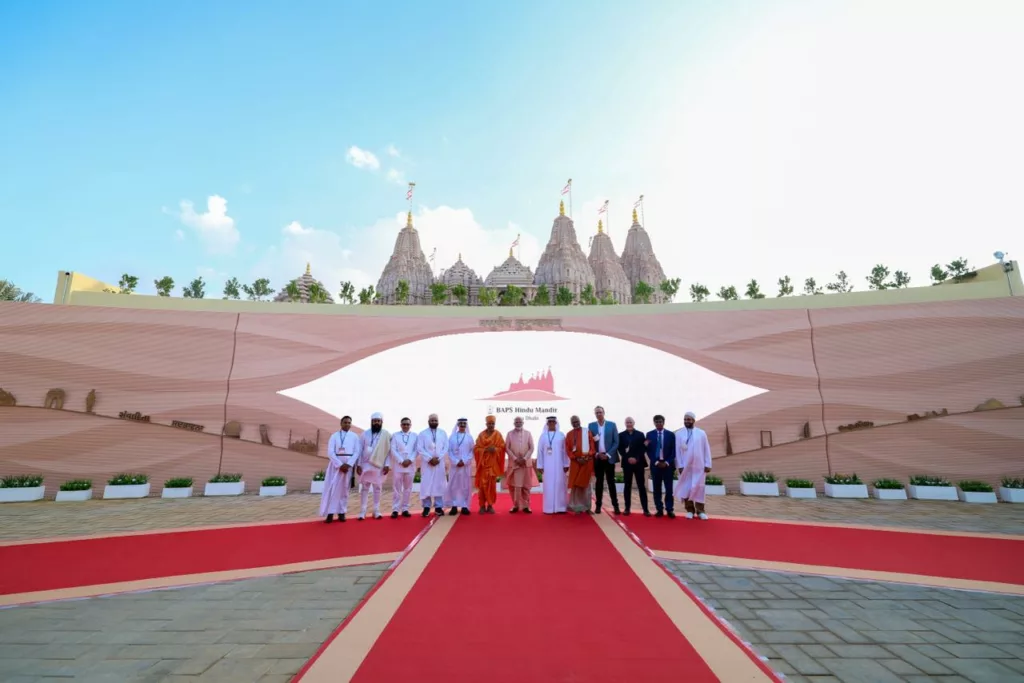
685, 411, 696, 420
371, 412, 383, 420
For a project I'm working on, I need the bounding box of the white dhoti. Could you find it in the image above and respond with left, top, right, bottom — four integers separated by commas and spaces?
445, 465, 472, 508
359, 464, 384, 516
419, 462, 447, 508
674, 467, 706, 504
392, 471, 414, 512
319, 466, 353, 516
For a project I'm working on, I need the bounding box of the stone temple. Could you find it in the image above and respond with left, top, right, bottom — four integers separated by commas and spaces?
372, 201, 668, 305
275, 263, 335, 303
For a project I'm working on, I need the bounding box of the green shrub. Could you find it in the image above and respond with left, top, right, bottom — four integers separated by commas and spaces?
824, 473, 862, 485
209, 473, 243, 483
164, 477, 193, 488
873, 478, 905, 490
59, 479, 91, 491
705, 475, 723, 486
108, 473, 148, 486
958, 480, 993, 493
261, 476, 287, 487
740, 471, 776, 483
0, 474, 43, 488
786, 478, 814, 488
1000, 476, 1024, 489
312, 470, 326, 482
909, 475, 950, 487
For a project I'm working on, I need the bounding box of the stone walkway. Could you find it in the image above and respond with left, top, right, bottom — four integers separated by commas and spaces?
665, 561, 1024, 683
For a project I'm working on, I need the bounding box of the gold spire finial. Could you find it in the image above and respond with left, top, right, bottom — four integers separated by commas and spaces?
597, 219, 604, 234
632, 208, 638, 224
509, 247, 514, 258
305, 262, 311, 276
458, 252, 462, 261
559, 200, 565, 216
406, 211, 413, 228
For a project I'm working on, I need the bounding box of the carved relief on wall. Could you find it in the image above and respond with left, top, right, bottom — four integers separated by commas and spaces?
223, 421, 242, 438
974, 398, 1005, 411
259, 424, 273, 446
44, 388, 66, 410
0, 388, 15, 407
288, 435, 318, 454
85, 389, 96, 414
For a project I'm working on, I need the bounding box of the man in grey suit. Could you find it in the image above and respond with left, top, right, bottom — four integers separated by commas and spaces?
589, 406, 620, 515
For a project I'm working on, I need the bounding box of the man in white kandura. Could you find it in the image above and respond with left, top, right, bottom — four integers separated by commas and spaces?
536, 416, 569, 514
356, 412, 392, 520
446, 417, 474, 516
674, 411, 713, 520
417, 414, 449, 517
321, 415, 359, 523
390, 417, 417, 518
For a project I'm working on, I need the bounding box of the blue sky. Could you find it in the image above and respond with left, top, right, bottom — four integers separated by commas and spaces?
2, 0, 1022, 301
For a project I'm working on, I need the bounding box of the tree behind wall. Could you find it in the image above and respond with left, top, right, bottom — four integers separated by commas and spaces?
358, 285, 376, 305
717, 285, 738, 301
555, 286, 575, 306
531, 284, 551, 306
307, 282, 330, 303
777, 275, 794, 297
803, 277, 823, 295
450, 283, 468, 305
579, 284, 597, 305
659, 278, 681, 302
633, 281, 654, 304
338, 281, 356, 304
429, 282, 449, 305
154, 276, 175, 297
223, 277, 242, 299
499, 285, 525, 306
0, 280, 41, 302
395, 280, 410, 304
479, 287, 498, 306
182, 277, 206, 299
105, 273, 138, 294
744, 279, 766, 299
826, 271, 853, 293
689, 283, 710, 302
242, 278, 274, 301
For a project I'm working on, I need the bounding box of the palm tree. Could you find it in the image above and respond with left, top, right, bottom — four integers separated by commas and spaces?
0, 280, 41, 303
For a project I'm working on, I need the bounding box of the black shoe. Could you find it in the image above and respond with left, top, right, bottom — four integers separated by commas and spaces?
613, 508, 621, 515
623, 509, 631, 516
402, 510, 411, 518
667, 511, 676, 519
434, 508, 444, 516
461, 507, 471, 515
338, 514, 346, 522
523, 508, 532, 514
324, 514, 334, 523
510, 507, 519, 514
655, 510, 664, 517
643, 510, 651, 517
391, 511, 399, 519
594, 508, 602, 514
449, 507, 459, 516
422, 509, 430, 517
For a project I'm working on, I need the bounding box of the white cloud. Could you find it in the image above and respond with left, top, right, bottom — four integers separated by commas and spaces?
345, 145, 380, 171
175, 195, 240, 255
385, 168, 405, 185
253, 206, 545, 300
385, 144, 400, 158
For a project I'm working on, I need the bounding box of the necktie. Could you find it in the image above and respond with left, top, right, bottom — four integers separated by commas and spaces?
658, 431, 663, 459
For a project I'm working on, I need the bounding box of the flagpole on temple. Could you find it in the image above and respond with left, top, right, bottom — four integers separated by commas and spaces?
516, 233, 521, 262
638, 194, 645, 227
567, 178, 573, 218
407, 181, 416, 214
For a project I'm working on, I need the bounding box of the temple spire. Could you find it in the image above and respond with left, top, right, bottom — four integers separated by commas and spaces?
597, 219, 604, 234
559, 200, 565, 216
406, 211, 413, 229
305, 262, 311, 276
632, 208, 638, 224
509, 247, 514, 258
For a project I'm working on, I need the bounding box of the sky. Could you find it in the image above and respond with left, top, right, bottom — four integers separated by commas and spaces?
1, 0, 1022, 302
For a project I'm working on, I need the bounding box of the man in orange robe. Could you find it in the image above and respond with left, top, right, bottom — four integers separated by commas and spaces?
474, 415, 506, 514
565, 414, 596, 513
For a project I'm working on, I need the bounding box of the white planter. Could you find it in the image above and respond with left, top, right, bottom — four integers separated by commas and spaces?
787, 487, 817, 499
909, 484, 957, 501
615, 483, 625, 493
162, 487, 192, 499
740, 481, 780, 496
0, 486, 45, 503
530, 486, 542, 493
311, 480, 325, 494
873, 487, 908, 500
706, 485, 726, 496
260, 485, 287, 497
103, 483, 151, 499
959, 490, 997, 504
411, 483, 420, 493
204, 481, 245, 496
999, 487, 1024, 503
56, 488, 92, 502
824, 483, 869, 499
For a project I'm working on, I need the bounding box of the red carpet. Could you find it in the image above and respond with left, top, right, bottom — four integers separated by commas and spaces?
617, 516, 1024, 584
351, 503, 720, 683
0, 517, 428, 595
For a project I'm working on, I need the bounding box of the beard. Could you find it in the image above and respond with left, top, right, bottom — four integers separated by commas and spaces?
371, 424, 382, 434
428, 422, 438, 429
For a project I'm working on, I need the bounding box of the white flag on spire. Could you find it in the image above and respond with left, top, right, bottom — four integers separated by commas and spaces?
510, 234, 520, 248
633, 197, 642, 209
406, 182, 416, 201
561, 179, 571, 195
429, 247, 436, 262
598, 200, 608, 215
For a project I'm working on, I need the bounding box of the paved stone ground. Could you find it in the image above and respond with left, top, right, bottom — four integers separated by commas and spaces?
663, 560, 1024, 683
1, 491, 1022, 541
0, 563, 388, 683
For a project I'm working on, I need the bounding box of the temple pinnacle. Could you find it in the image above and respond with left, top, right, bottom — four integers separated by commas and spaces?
559, 200, 565, 216
632, 208, 638, 224
597, 219, 604, 234
305, 262, 311, 276
406, 211, 413, 228
509, 247, 514, 258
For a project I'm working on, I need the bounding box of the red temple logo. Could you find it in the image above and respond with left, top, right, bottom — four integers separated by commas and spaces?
480, 367, 568, 401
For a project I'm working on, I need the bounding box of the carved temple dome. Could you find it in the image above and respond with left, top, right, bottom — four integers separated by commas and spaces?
533, 200, 596, 300
587, 220, 632, 304
485, 250, 535, 288
440, 254, 483, 288
376, 211, 434, 304
620, 209, 668, 303
274, 263, 335, 303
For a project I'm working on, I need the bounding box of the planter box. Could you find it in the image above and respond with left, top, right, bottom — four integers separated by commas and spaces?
908, 484, 957, 501
260, 485, 287, 497
739, 481, 780, 497
615, 483, 625, 493
706, 485, 726, 496
310, 480, 325, 494
411, 483, 421, 493
959, 490, 997, 504
873, 488, 908, 500
162, 487, 192, 499
999, 487, 1024, 503
0, 486, 45, 503
204, 481, 245, 496
103, 483, 151, 499
787, 487, 817, 499
824, 483, 869, 499
56, 488, 92, 502
530, 486, 542, 493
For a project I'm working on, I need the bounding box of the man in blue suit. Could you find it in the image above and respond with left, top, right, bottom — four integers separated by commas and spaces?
588, 406, 620, 514
646, 414, 676, 518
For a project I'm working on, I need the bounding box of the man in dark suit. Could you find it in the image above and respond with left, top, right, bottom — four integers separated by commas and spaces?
588, 405, 620, 515
617, 416, 649, 516
645, 414, 676, 518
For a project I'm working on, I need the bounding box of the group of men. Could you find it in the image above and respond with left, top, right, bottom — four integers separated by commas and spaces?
317, 407, 713, 522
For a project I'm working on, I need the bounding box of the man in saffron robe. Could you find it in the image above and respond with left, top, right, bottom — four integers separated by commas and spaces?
536, 416, 569, 514
565, 415, 596, 513
475, 415, 506, 514
356, 412, 391, 520
416, 413, 449, 517
674, 411, 713, 520
389, 417, 417, 518
504, 416, 537, 513
446, 418, 474, 515
321, 416, 358, 523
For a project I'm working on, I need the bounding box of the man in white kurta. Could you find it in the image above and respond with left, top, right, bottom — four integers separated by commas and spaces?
445, 417, 474, 515
536, 416, 569, 514
674, 411, 713, 520
356, 412, 391, 520
390, 417, 418, 518
417, 414, 449, 517
321, 416, 359, 523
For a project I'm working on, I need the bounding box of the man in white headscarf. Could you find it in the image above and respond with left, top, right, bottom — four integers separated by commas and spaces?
674, 411, 713, 520
416, 413, 449, 517
445, 417, 473, 515
356, 412, 391, 520
535, 416, 569, 514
